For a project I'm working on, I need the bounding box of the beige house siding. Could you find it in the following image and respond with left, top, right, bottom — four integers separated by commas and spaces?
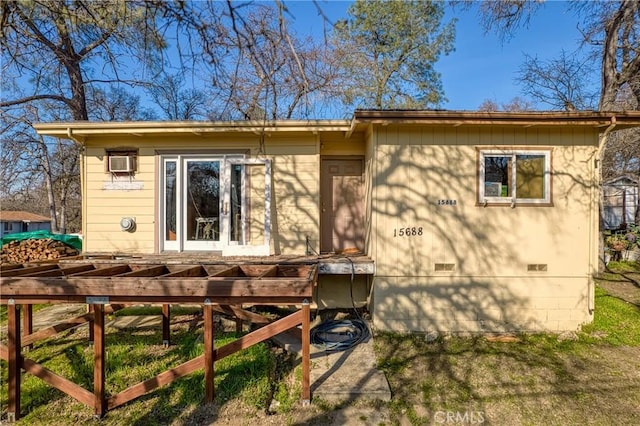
364, 126, 376, 260
84, 144, 156, 253
369, 125, 598, 332
37, 112, 640, 333
266, 136, 320, 254
81, 132, 363, 255
372, 276, 591, 332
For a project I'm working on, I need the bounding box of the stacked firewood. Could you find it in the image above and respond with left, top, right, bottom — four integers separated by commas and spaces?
1, 239, 79, 264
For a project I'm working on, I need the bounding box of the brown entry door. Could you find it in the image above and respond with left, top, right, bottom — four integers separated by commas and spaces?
320, 158, 365, 253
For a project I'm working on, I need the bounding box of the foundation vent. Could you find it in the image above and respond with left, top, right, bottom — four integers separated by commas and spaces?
527, 264, 548, 272
434, 263, 456, 272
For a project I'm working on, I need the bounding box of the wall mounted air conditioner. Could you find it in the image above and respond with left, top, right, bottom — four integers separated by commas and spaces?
484, 182, 502, 197
109, 156, 132, 173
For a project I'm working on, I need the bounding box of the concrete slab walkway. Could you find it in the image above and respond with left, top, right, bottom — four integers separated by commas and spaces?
310, 340, 392, 402
0, 304, 87, 337
273, 327, 392, 402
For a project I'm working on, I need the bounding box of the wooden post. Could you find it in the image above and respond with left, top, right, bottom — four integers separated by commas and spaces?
23, 304, 33, 351
234, 304, 243, 334
93, 304, 106, 418
7, 302, 21, 422
162, 304, 170, 347
203, 301, 215, 403
301, 300, 311, 405
88, 304, 94, 343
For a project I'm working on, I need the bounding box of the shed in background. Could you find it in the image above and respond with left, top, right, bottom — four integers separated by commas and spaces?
603, 176, 639, 230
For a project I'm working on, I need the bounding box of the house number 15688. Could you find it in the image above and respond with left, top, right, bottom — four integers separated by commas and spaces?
393, 227, 423, 237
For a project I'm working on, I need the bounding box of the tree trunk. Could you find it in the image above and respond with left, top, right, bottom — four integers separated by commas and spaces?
600, 3, 622, 110
636, 173, 640, 226
59, 189, 67, 235
40, 144, 59, 233
59, 165, 75, 235
64, 61, 89, 120
599, 0, 637, 111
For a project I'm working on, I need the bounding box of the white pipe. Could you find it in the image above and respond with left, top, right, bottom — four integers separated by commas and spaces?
589, 115, 617, 313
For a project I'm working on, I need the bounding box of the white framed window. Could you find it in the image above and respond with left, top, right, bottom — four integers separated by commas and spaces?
478, 148, 552, 206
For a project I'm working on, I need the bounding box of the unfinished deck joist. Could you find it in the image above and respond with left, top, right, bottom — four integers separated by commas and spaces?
0, 261, 317, 421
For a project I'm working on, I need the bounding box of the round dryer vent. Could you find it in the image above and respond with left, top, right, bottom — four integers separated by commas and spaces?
120, 217, 136, 232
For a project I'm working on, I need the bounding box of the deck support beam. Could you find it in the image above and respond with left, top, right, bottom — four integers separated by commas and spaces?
93, 304, 106, 418
22, 304, 33, 351
88, 304, 94, 342
203, 302, 215, 403
162, 304, 171, 347
7, 302, 21, 422
301, 300, 311, 404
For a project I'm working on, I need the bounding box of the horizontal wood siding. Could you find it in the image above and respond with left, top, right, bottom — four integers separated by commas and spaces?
82, 133, 351, 255
267, 137, 319, 254
84, 145, 154, 253
320, 134, 366, 156
364, 127, 375, 257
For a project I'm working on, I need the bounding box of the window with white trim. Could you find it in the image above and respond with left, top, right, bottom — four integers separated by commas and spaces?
478, 149, 552, 205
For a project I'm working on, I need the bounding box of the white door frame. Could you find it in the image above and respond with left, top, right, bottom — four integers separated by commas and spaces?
223, 158, 271, 256
160, 154, 271, 255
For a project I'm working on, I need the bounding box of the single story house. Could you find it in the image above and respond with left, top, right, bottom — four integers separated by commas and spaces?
35, 110, 640, 333
603, 175, 638, 230
0, 210, 52, 238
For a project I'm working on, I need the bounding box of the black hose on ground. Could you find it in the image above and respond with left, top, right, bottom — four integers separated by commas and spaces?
310, 318, 370, 353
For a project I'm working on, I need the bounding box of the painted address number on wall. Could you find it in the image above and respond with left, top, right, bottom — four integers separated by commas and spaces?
437, 199, 457, 205
393, 227, 423, 237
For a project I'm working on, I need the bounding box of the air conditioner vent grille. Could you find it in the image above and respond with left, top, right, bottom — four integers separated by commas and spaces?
109, 156, 132, 173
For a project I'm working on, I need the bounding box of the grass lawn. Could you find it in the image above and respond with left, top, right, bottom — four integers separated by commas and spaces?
1, 262, 639, 425
372, 262, 640, 426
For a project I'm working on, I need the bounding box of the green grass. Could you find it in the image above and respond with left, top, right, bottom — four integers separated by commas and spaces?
0, 304, 50, 326
374, 263, 640, 425
604, 260, 640, 273
2, 261, 639, 424
580, 286, 640, 346
0, 321, 295, 424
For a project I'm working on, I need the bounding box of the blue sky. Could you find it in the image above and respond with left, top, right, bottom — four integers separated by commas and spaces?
439, 1, 586, 110
286, 0, 590, 111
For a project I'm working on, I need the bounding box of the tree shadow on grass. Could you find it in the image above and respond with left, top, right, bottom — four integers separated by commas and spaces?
596, 264, 640, 307
0, 320, 284, 425
372, 333, 640, 425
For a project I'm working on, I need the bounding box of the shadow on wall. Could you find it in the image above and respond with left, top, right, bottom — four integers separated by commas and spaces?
264, 130, 595, 331
269, 154, 368, 255
372, 279, 542, 333
367, 133, 596, 331
269, 155, 321, 255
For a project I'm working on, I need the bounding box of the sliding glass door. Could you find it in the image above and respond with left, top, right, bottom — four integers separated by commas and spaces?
161, 155, 270, 255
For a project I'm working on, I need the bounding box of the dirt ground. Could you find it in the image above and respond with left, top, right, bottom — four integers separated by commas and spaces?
598, 275, 640, 306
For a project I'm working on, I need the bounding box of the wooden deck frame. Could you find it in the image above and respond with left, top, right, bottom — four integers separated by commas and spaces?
20, 303, 125, 347
0, 261, 317, 421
